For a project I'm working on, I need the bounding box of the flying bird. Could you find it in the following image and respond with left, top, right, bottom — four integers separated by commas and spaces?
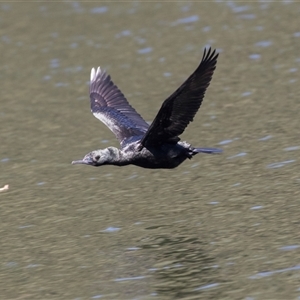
72, 47, 222, 169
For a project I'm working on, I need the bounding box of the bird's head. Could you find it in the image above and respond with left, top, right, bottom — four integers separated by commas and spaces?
72, 149, 108, 167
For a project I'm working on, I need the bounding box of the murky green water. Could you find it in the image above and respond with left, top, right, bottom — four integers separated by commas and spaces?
1, 2, 300, 299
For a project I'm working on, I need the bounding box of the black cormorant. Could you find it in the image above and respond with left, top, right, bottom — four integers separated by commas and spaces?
72, 48, 222, 169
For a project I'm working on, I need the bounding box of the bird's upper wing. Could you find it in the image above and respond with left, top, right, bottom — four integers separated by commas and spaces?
140, 48, 218, 148
90, 67, 149, 146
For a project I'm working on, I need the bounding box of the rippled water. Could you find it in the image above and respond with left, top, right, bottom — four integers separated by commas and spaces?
1, 2, 300, 299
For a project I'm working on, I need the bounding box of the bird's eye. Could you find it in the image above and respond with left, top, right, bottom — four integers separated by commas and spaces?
95, 155, 100, 160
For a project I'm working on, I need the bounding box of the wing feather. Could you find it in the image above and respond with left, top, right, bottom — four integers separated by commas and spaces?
89, 67, 149, 146
140, 48, 218, 147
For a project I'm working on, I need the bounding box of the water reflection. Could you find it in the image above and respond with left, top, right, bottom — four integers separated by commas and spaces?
140, 232, 219, 298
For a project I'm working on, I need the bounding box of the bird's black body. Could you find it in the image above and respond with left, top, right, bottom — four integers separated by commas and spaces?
95, 141, 207, 169
72, 48, 222, 169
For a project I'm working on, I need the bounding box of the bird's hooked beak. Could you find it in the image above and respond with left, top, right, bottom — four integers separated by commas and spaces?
71, 155, 93, 165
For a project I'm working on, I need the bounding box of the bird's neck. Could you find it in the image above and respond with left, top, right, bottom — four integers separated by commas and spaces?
104, 147, 130, 166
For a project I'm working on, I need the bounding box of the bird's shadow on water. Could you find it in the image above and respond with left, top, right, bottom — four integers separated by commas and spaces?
138, 225, 222, 298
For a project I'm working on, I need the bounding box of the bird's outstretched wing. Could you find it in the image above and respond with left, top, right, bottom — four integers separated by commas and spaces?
90, 67, 149, 146
140, 48, 218, 148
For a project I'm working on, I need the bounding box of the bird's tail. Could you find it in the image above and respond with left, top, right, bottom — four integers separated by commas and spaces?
191, 147, 223, 155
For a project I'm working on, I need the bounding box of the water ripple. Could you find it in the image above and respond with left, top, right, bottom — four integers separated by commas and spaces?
249, 265, 300, 279
258, 135, 272, 141
163, 72, 172, 77
284, 146, 299, 151
90, 7, 108, 14
114, 276, 145, 282
19, 225, 34, 229
115, 30, 131, 38
194, 283, 219, 291
242, 91, 252, 96
50, 58, 59, 68
126, 247, 140, 251
279, 245, 300, 251
227, 152, 247, 159
101, 227, 121, 233
137, 47, 152, 54
219, 139, 234, 145
238, 14, 256, 20
293, 32, 300, 37
255, 40, 272, 48
172, 15, 199, 25
250, 206, 263, 210
267, 160, 296, 169
249, 54, 261, 60
209, 201, 219, 205
231, 5, 249, 13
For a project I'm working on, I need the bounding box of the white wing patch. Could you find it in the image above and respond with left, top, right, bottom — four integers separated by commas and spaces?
92, 111, 120, 136
90, 67, 103, 83
90, 68, 96, 81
